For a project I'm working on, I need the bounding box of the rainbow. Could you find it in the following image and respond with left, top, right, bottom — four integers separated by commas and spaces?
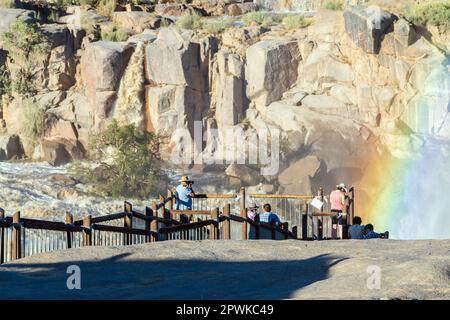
360, 56, 450, 240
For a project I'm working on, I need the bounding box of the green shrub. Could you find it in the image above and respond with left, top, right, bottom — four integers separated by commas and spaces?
0, 20, 50, 96
101, 25, 131, 42
241, 11, 285, 27
202, 18, 235, 34
282, 15, 314, 29
0, 65, 11, 98
404, 1, 450, 32
75, 120, 168, 199
176, 11, 203, 30
21, 99, 47, 142
97, 0, 117, 18
324, 0, 344, 10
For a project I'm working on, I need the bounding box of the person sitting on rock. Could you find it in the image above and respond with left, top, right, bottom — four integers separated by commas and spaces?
247, 203, 259, 221
175, 176, 195, 210
257, 203, 281, 226
348, 216, 365, 239
363, 224, 381, 239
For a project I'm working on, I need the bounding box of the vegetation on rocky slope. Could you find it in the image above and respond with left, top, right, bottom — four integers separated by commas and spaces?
0, 20, 50, 96
403, 1, 450, 32
73, 120, 168, 199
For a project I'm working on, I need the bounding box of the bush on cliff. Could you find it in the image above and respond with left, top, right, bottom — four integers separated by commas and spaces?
0, 20, 50, 96
74, 120, 168, 199
282, 15, 314, 29
324, 0, 344, 11
404, 1, 450, 32
100, 24, 131, 42
21, 99, 47, 142
176, 11, 203, 30
241, 12, 284, 27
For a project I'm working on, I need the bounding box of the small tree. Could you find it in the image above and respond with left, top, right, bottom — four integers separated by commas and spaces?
1, 20, 50, 96
76, 120, 168, 199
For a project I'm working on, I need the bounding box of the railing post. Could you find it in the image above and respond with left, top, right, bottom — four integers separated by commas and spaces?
318, 187, 324, 240
222, 204, 231, 240
240, 187, 247, 240
209, 208, 219, 240
254, 214, 260, 240
151, 201, 158, 236
124, 201, 133, 245
282, 222, 289, 240
292, 226, 298, 239
159, 195, 167, 227
167, 189, 175, 210
12, 211, 21, 260
65, 213, 73, 249
82, 215, 92, 246
145, 206, 153, 242
302, 204, 308, 240
1, 208, 5, 264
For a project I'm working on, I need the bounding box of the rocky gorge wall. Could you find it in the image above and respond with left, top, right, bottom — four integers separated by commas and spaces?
0, 1, 449, 237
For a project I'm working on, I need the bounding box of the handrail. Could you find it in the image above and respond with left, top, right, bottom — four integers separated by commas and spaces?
92, 223, 157, 236
228, 214, 296, 239
159, 219, 215, 233
249, 194, 314, 200
193, 194, 237, 199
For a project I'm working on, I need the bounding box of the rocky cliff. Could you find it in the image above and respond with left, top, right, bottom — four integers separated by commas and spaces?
0, 1, 449, 223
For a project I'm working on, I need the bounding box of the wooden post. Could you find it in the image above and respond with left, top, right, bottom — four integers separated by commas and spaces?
12, 211, 21, 260
124, 202, 133, 245
159, 195, 166, 227
82, 215, 92, 246
151, 201, 158, 236
209, 208, 219, 240
0, 208, 5, 264
318, 188, 324, 240
145, 206, 152, 242
282, 222, 289, 240
302, 204, 308, 240
167, 189, 175, 210
254, 214, 260, 240
292, 226, 298, 239
240, 187, 247, 240
65, 213, 73, 249
222, 204, 231, 240
239, 187, 246, 214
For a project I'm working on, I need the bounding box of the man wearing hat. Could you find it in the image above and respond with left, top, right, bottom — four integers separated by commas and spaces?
175, 176, 196, 210
330, 183, 347, 239
247, 203, 259, 221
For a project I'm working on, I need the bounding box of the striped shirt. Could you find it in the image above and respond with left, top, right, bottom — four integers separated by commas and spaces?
258, 212, 281, 225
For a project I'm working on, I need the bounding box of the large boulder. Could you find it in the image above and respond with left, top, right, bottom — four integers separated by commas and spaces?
81, 41, 135, 93
278, 156, 321, 194
0, 134, 25, 160
112, 12, 157, 32
145, 85, 205, 135
343, 5, 397, 54
39, 138, 84, 166
225, 164, 260, 186
211, 50, 247, 128
246, 40, 300, 108
145, 27, 206, 92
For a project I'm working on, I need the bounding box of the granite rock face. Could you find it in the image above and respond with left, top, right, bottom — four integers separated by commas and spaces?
343, 5, 397, 54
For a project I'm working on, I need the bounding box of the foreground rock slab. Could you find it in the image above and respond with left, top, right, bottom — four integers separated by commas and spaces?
0, 240, 449, 299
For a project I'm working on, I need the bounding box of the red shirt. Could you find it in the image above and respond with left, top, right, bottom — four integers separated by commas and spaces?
330, 190, 345, 211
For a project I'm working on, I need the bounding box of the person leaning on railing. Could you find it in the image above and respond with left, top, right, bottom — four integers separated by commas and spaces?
330, 183, 347, 239
175, 176, 196, 223
256, 204, 282, 226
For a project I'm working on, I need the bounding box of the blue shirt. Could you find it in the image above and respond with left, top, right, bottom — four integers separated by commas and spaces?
175, 184, 193, 210
364, 231, 380, 239
258, 212, 281, 225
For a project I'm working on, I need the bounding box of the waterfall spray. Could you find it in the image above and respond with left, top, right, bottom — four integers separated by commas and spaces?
114, 41, 146, 130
